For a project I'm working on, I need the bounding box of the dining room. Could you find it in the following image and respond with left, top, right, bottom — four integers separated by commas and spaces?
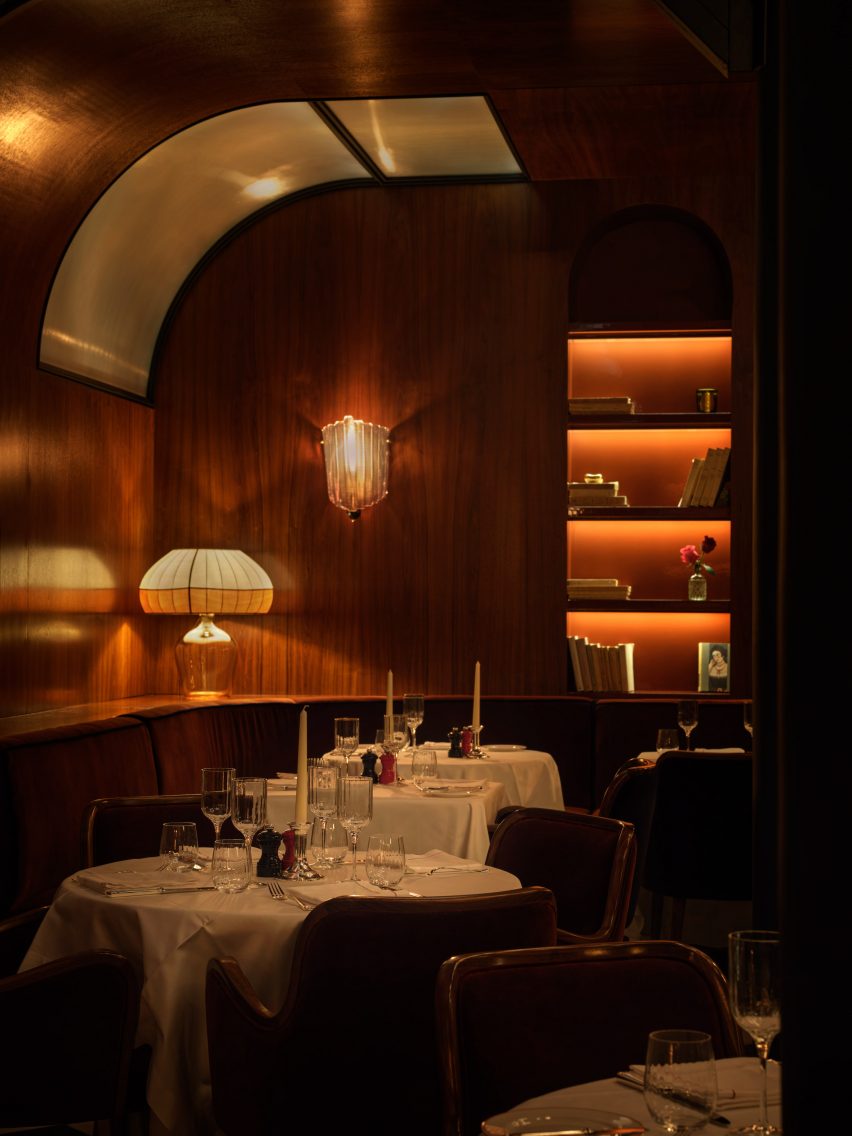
0, 1, 846, 1133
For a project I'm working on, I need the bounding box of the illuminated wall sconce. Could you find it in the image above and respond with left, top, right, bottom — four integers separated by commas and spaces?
321, 415, 390, 520
139, 548, 273, 698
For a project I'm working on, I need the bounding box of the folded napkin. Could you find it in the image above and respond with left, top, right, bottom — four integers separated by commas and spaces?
73, 865, 215, 896
405, 850, 489, 875
627, 1060, 781, 1105
287, 881, 393, 907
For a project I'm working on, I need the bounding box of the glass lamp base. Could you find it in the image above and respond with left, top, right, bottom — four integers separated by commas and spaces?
175, 614, 236, 698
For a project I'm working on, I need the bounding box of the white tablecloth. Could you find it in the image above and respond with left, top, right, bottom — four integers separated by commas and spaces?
21, 854, 520, 1136
398, 745, 564, 809
482, 1056, 782, 1134
267, 777, 510, 862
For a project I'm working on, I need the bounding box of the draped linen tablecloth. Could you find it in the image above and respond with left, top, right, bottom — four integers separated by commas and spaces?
21, 854, 520, 1136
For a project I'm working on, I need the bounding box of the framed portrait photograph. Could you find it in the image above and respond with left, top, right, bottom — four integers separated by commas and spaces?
698, 641, 730, 693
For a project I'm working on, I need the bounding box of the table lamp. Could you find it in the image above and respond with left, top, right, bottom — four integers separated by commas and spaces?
139, 548, 273, 698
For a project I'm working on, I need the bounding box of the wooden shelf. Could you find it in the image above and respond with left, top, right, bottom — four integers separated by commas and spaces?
567, 507, 730, 520
567, 599, 729, 613
567, 413, 731, 429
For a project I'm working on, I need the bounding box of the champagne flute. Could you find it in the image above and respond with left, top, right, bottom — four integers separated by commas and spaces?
232, 776, 267, 877
334, 717, 360, 774
380, 713, 407, 785
743, 701, 754, 741
403, 693, 425, 752
727, 930, 782, 1135
200, 766, 235, 846
677, 700, 699, 751
308, 761, 339, 868
644, 1029, 717, 1134
336, 776, 373, 881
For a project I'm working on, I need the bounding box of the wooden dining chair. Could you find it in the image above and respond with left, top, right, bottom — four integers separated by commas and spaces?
0, 905, 49, 977
81, 792, 239, 866
206, 887, 558, 1136
485, 807, 636, 942
0, 949, 140, 1135
435, 939, 743, 1136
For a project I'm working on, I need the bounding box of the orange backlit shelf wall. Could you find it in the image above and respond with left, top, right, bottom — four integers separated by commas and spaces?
567, 329, 739, 695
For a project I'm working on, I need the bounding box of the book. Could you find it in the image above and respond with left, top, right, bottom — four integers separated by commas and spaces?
567, 481, 620, 494
567, 578, 619, 587
568, 495, 629, 507
569, 404, 636, 416
567, 635, 583, 690
567, 585, 632, 600
617, 642, 636, 692
697, 446, 731, 506
687, 447, 718, 506
678, 457, 704, 507
568, 396, 633, 406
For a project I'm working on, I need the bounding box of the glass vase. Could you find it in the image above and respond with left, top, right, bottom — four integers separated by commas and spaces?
688, 572, 708, 602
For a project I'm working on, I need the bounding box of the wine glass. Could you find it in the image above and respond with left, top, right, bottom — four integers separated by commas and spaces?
403, 693, 425, 752
336, 776, 373, 881
232, 776, 267, 877
334, 717, 360, 774
677, 700, 699, 751
644, 1029, 717, 1134
365, 833, 406, 890
381, 713, 408, 785
200, 766, 235, 845
743, 702, 754, 741
308, 761, 339, 868
727, 930, 782, 1135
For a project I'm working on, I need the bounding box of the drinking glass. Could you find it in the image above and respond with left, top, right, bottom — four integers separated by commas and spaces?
232, 776, 267, 877
200, 766, 235, 844
336, 776, 373, 881
309, 815, 348, 867
644, 1029, 717, 1134
743, 702, 754, 740
411, 748, 439, 790
365, 833, 406, 890
159, 822, 199, 872
656, 728, 680, 754
728, 930, 782, 1135
308, 761, 339, 867
211, 838, 251, 892
677, 700, 699, 750
403, 693, 425, 751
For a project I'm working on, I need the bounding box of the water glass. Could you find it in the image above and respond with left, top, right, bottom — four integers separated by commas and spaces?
644, 1029, 717, 1134
309, 816, 349, 867
365, 834, 406, 889
211, 838, 251, 892
159, 822, 199, 872
656, 728, 680, 753
412, 748, 439, 789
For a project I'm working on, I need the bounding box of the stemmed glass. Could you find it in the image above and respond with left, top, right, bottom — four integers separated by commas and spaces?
644, 1029, 718, 1134
381, 714, 408, 784
336, 776, 373, 881
677, 700, 699, 751
308, 761, 339, 869
727, 930, 782, 1135
232, 776, 267, 877
334, 717, 360, 774
743, 702, 754, 741
200, 766, 235, 846
403, 694, 425, 752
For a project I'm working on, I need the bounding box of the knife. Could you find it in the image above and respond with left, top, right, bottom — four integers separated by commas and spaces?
616, 1072, 730, 1127
108, 885, 218, 896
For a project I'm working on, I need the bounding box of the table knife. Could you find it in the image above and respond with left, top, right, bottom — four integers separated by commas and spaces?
616, 1072, 730, 1127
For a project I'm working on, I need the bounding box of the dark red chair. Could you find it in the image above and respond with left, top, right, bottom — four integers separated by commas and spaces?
81, 792, 241, 866
206, 887, 557, 1136
485, 807, 636, 942
436, 939, 743, 1136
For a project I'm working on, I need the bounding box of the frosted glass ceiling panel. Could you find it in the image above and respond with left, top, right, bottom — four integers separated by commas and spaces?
40, 103, 370, 398
326, 96, 522, 178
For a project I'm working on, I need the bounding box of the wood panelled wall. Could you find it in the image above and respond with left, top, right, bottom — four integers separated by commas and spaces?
0, 175, 754, 715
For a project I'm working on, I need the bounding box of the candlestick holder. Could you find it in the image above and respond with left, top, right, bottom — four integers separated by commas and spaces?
281, 821, 322, 880
469, 725, 486, 759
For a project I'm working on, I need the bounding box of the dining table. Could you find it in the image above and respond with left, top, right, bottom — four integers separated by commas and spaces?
479, 1055, 782, 1134
20, 851, 521, 1136
267, 773, 511, 862
398, 742, 564, 809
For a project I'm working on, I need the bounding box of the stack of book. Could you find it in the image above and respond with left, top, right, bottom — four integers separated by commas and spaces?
678, 446, 731, 507
567, 578, 632, 600
567, 481, 629, 507
568, 636, 635, 691
568, 396, 635, 416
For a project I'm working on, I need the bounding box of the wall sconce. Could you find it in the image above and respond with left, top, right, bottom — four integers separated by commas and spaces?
321, 415, 390, 520
139, 548, 273, 698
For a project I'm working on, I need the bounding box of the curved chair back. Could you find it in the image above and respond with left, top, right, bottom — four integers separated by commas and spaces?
0, 949, 140, 1134
206, 887, 557, 1136
436, 939, 743, 1136
642, 751, 753, 938
596, 757, 658, 927
82, 792, 239, 866
0, 905, 49, 977
485, 808, 636, 942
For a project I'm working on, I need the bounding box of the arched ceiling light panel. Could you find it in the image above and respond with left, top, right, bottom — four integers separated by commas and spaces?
39, 95, 523, 402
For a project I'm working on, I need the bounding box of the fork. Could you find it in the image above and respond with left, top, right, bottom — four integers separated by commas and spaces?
267, 880, 311, 910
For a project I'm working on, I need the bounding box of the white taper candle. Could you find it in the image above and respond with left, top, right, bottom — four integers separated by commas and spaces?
386, 670, 393, 717
295, 705, 309, 824
472, 661, 481, 731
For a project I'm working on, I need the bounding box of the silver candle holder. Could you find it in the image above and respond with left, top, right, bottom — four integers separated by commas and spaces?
281, 821, 322, 881
468, 725, 486, 759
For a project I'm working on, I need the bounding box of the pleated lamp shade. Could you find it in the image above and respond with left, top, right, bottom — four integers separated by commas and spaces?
139, 549, 273, 698
321, 415, 390, 520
